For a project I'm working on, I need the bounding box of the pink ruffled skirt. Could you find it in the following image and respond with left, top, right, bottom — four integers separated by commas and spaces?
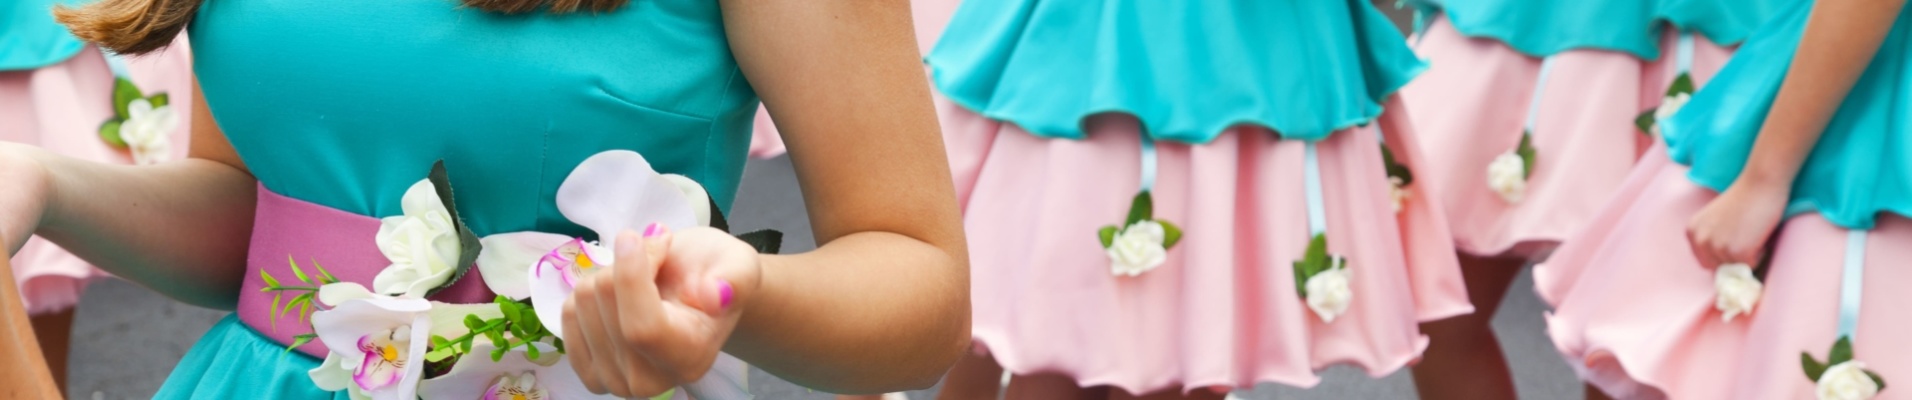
1401, 17, 1733, 259
940, 93, 1471, 394
0, 40, 193, 315
1537, 144, 1912, 399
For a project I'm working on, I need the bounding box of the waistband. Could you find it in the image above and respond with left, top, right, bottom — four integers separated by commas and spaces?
236, 183, 495, 358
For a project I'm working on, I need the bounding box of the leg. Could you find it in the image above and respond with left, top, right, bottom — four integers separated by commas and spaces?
1411, 252, 1526, 400
1584, 383, 1614, 400
1106, 385, 1227, 400
29, 307, 73, 393
1004, 373, 1103, 400
0, 256, 62, 398
935, 350, 1007, 400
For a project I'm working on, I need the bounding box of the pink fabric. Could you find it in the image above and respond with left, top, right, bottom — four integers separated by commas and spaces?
746, 0, 962, 159
941, 93, 1470, 393
1401, 19, 1733, 259
0, 38, 194, 314
238, 185, 496, 358
1537, 144, 1912, 399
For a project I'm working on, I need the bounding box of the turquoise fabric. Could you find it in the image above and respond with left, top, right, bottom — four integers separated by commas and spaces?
190, 0, 758, 239
155, 316, 351, 400
1664, 1, 1912, 229
1416, 0, 1798, 59
166, 0, 756, 397
1, 0, 85, 71
925, 0, 1425, 144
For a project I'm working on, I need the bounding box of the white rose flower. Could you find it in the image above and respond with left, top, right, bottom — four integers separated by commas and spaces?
1713, 263, 1762, 322
1106, 220, 1168, 277
1652, 92, 1692, 137
1486, 152, 1527, 203
1304, 260, 1352, 323
1817, 361, 1880, 400
372, 179, 463, 298
1388, 176, 1410, 213
120, 98, 176, 165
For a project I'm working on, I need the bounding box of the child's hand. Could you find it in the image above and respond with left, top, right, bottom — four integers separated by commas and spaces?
561, 225, 761, 398
1687, 180, 1789, 269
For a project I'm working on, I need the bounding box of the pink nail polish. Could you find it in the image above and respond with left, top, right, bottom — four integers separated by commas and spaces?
718, 279, 735, 310
642, 222, 665, 237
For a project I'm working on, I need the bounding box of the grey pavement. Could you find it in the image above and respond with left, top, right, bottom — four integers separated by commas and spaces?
65, 155, 1584, 399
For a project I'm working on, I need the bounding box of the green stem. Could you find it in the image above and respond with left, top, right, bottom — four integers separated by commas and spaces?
261, 286, 321, 292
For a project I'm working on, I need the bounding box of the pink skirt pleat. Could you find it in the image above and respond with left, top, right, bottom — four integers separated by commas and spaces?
1538, 144, 1912, 399
0, 38, 193, 315
1402, 17, 1733, 260
940, 92, 1469, 393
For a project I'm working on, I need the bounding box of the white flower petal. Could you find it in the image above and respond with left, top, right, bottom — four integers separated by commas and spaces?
127, 98, 155, 120
398, 180, 449, 218
529, 256, 577, 339
1817, 361, 1880, 400
1305, 266, 1353, 323
1713, 263, 1763, 322
309, 353, 355, 391
662, 174, 713, 227
318, 282, 377, 307
310, 296, 431, 366
556, 151, 700, 240
475, 232, 575, 300
1106, 221, 1169, 277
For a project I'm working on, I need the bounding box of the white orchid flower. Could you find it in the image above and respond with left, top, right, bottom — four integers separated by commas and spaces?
310, 283, 434, 400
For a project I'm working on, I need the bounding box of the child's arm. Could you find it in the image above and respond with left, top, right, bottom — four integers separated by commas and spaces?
2, 79, 258, 310
1688, 0, 1907, 267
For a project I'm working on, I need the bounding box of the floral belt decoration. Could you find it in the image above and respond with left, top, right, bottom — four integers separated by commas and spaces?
259, 150, 779, 400
97, 56, 175, 166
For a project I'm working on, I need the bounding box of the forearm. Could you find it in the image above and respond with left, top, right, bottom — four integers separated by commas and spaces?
726, 231, 970, 393
1737, 0, 1905, 189
0, 256, 62, 398
30, 148, 257, 310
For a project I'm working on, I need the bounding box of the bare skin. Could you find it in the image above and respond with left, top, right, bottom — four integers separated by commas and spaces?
1412, 253, 1525, 400
0, 254, 64, 399
1688, 0, 1907, 268
1, 0, 967, 395
29, 308, 74, 393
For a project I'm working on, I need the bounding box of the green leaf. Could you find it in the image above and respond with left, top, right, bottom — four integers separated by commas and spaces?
260, 270, 280, 289
1159, 220, 1183, 249
112, 78, 142, 119
1666, 73, 1695, 97
552, 337, 566, 353
524, 342, 541, 359
1803, 352, 1828, 381
485, 330, 506, 349
460, 338, 474, 353
1380, 145, 1413, 186
1293, 261, 1311, 298
285, 334, 317, 354
1516, 131, 1537, 180
98, 119, 126, 148
1635, 109, 1658, 135
311, 259, 338, 284
425, 160, 485, 297
1830, 336, 1855, 366
489, 345, 508, 361
424, 346, 457, 363
1303, 233, 1330, 274
289, 258, 311, 285
519, 311, 543, 335
1867, 369, 1888, 391
736, 229, 784, 254
298, 297, 314, 323
1097, 226, 1119, 248
281, 293, 305, 322
1124, 191, 1154, 226
464, 315, 485, 331
268, 294, 282, 324
431, 335, 451, 349
146, 92, 169, 108
650, 389, 677, 400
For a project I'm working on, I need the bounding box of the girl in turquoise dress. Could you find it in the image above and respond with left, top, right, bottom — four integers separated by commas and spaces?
0, 0, 971, 398
1539, 0, 1912, 398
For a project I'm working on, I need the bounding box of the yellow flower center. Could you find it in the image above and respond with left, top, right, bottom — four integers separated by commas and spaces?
381, 344, 399, 361
576, 251, 596, 270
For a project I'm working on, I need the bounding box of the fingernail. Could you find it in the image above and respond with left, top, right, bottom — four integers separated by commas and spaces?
642, 223, 666, 238
717, 279, 735, 310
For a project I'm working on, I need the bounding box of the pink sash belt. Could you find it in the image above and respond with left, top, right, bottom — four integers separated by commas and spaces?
236, 184, 495, 358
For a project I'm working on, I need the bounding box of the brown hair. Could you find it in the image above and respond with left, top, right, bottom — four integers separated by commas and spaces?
55, 0, 631, 55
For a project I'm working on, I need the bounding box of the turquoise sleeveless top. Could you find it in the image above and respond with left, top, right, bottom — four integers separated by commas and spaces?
159, 1, 755, 398
1, 0, 85, 71
1409, 0, 1797, 59
925, 0, 1425, 144
1663, 1, 1912, 229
